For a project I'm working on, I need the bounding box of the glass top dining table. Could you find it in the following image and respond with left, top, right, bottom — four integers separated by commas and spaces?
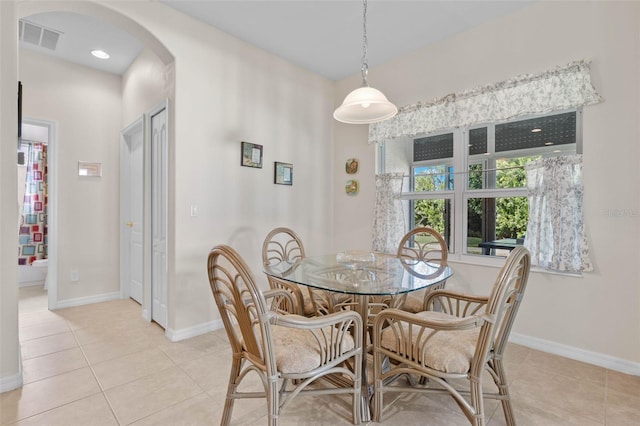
263, 252, 452, 297
264, 252, 452, 420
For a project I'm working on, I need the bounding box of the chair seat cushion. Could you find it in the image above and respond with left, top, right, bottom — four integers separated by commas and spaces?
297, 287, 316, 316
380, 311, 479, 374
401, 292, 424, 313
271, 320, 356, 374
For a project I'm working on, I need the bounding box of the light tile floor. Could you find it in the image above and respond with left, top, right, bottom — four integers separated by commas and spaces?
2, 286, 639, 425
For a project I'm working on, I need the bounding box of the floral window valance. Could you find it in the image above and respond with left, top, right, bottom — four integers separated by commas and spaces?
368, 60, 603, 144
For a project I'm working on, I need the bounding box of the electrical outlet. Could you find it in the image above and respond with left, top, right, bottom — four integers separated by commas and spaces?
70, 270, 79, 282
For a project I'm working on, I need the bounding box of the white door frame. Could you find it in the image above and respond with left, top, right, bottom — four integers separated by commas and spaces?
118, 100, 170, 326
22, 117, 57, 309
119, 117, 144, 305
148, 100, 169, 328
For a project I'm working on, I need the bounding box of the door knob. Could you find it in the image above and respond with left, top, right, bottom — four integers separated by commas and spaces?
126, 221, 134, 228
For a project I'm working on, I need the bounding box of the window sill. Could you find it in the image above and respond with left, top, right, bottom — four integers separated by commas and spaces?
449, 254, 584, 278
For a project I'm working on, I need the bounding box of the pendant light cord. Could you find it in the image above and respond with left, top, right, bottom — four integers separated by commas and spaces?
360, 0, 369, 87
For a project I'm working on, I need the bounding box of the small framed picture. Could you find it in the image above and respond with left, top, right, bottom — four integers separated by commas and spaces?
241, 141, 263, 168
274, 162, 293, 185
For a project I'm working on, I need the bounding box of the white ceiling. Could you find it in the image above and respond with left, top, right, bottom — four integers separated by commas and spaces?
19, 1, 534, 80
19, 11, 143, 75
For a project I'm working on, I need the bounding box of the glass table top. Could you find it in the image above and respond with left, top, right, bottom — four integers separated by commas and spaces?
264, 253, 452, 296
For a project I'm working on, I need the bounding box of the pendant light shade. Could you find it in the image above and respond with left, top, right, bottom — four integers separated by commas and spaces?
334, 0, 397, 125
333, 86, 398, 124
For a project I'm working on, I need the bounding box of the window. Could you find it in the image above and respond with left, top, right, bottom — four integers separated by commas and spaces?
379, 110, 580, 259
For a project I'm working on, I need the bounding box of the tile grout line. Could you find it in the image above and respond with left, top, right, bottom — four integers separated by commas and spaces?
68, 316, 124, 426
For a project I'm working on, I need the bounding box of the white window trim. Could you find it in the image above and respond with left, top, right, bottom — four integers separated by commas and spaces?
389, 110, 581, 269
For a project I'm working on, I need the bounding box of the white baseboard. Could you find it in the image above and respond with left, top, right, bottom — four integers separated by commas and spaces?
510, 332, 640, 376
165, 319, 223, 342
18, 280, 45, 288
0, 371, 23, 394
50, 292, 121, 310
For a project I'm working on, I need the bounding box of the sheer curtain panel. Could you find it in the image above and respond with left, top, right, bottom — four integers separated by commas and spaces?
524, 155, 592, 273
372, 173, 405, 253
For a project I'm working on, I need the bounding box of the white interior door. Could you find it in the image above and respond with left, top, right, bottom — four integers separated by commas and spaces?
120, 118, 144, 304
150, 105, 168, 328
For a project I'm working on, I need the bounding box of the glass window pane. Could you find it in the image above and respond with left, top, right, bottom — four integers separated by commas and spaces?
468, 157, 538, 190
468, 163, 484, 189
469, 127, 487, 155
467, 196, 528, 256
412, 198, 452, 250
495, 111, 576, 152
495, 157, 537, 189
414, 133, 453, 161
413, 165, 453, 192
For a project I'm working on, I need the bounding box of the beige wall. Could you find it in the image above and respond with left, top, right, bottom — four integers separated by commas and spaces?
334, 1, 640, 369
13, 1, 336, 337
122, 47, 172, 127
19, 50, 123, 303
0, 0, 21, 391
72, 1, 335, 334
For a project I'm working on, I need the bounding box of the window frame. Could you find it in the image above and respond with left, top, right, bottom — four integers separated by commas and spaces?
382, 109, 582, 267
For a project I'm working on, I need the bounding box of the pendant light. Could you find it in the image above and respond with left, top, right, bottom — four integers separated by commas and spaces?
334, 0, 397, 124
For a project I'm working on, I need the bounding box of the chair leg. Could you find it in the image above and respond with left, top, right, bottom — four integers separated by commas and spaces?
372, 351, 383, 422
352, 385, 362, 424
267, 376, 280, 426
221, 357, 242, 426
492, 359, 516, 426
470, 378, 486, 426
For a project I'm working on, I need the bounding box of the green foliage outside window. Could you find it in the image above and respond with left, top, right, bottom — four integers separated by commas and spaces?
413, 166, 449, 235
413, 157, 532, 243
495, 157, 533, 238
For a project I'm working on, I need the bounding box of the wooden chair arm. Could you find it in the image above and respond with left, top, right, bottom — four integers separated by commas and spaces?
265, 278, 304, 315
274, 309, 362, 335
263, 288, 297, 314
424, 289, 489, 318
273, 310, 364, 358
373, 308, 485, 335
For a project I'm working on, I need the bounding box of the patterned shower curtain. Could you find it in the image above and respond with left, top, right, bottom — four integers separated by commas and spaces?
18, 142, 48, 266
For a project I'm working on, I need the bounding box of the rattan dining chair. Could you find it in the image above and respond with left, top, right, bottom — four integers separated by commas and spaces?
396, 226, 449, 313
208, 244, 364, 426
372, 246, 531, 426
262, 227, 314, 316
262, 227, 351, 317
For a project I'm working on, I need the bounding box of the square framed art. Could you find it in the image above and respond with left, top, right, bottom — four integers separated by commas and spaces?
274, 162, 293, 185
241, 142, 263, 168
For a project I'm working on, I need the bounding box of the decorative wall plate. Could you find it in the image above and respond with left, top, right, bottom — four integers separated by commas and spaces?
346, 158, 359, 174
345, 179, 359, 196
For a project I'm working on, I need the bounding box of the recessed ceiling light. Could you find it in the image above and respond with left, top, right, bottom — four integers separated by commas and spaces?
531, 128, 542, 133
91, 49, 110, 59
544, 142, 554, 146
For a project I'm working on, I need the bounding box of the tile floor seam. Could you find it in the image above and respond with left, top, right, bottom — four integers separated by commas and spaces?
100, 389, 126, 425
119, 390, 209, 426
69, 324, 125, 425
173, 360, 214, 395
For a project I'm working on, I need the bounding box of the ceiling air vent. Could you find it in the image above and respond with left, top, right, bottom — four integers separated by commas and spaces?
19, 19, 62, 51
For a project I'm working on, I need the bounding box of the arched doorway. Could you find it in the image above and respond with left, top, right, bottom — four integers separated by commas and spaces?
17, 2, 174, 323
